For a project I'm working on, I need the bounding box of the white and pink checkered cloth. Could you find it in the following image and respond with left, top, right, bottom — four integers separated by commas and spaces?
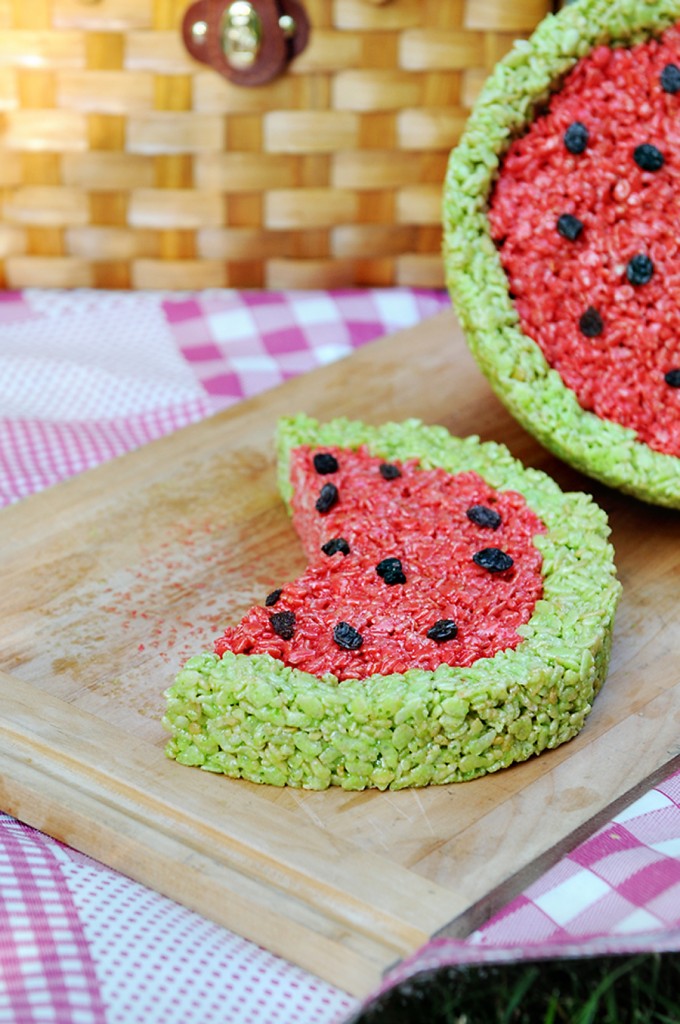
1, 287, 679, 1024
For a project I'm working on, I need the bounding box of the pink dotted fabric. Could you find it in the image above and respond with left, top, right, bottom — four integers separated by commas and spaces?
0, 287, 450, 506
1, 286, 679, 1023
0, 813, 355, 1024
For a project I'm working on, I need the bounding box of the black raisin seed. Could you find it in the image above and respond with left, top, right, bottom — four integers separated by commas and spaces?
315, 482, 339, 513
626, 253, 654, 286
466, 504, 502, 530
313, 452, 339, 474
333, 621, 364, 650
376, 557, 407, 585
564, 121, 589, 154
664, 368, 680, 387
321, 537, 350, 557
579, 306, 604, 338
473, 547, 514, 573
633, 143, 664, 172
265, 588, 282, 607
427, 619, 458, 643
270, 610, 296, 640
661, 63, 680, 93
379, 463, 402, 480
557, 213, 584, 241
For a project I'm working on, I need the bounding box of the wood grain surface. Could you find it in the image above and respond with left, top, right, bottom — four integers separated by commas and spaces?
1, 308, 679, 996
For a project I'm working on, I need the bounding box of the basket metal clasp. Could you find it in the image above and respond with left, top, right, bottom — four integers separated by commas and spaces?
182, 0, 310, 86
222, 2, 262, 69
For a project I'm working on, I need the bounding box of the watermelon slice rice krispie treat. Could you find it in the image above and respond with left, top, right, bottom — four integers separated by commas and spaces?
163, 415, 620, 791
443, 0, 680, 508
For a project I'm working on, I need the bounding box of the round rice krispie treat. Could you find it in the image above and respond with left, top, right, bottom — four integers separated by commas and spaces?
443, 0, 680, 508
163, 414, 620, 790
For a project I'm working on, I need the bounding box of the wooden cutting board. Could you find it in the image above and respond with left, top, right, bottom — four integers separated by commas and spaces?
1, 308, 679, 997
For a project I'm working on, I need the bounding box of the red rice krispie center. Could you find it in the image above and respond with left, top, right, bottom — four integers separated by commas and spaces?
215, 445, 545, 680
488, 26, 680, 458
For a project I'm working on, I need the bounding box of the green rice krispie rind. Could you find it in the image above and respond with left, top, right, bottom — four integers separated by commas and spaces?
163, 414, 620, 791
442, 0, 680, 509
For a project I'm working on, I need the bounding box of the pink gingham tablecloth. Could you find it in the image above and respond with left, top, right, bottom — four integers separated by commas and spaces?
1, 287, 679, 1024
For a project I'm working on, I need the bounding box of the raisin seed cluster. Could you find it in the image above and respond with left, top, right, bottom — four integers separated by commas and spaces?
266, 453, 516, 654
559, 62, 680, 389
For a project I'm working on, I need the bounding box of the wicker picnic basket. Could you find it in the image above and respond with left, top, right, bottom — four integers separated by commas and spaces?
0, 0, 552, 291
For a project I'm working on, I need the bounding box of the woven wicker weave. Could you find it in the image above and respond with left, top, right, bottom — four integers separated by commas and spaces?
0, 0, 551, 291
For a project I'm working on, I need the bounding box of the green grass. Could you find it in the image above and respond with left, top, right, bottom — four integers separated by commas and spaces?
350, 953, 680, 1024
